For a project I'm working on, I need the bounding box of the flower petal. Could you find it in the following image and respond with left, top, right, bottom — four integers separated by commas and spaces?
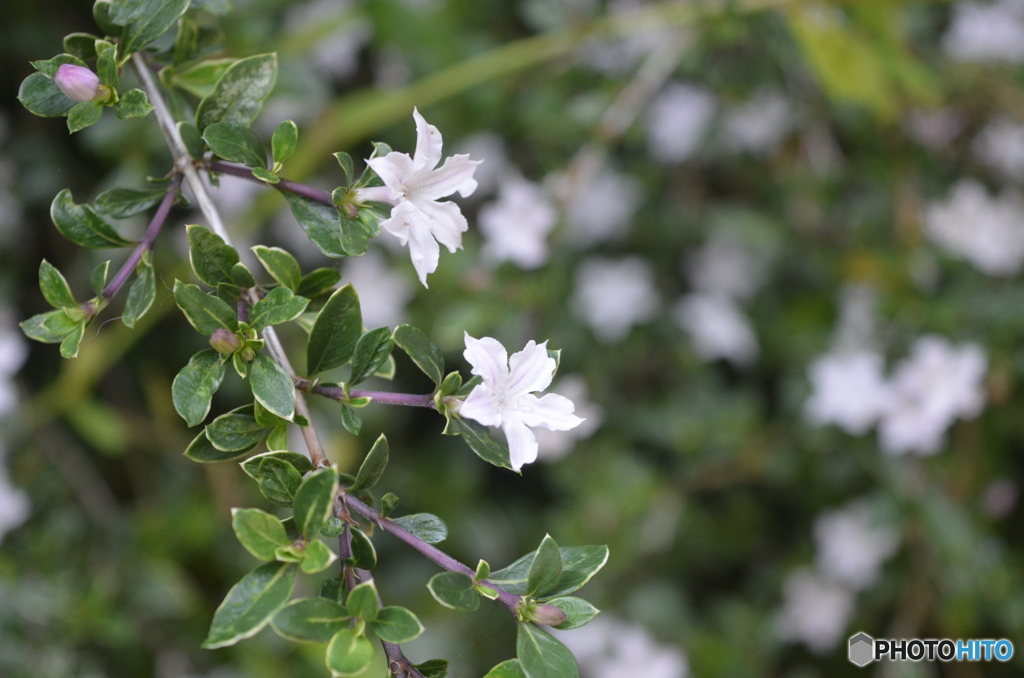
378, 199, 417, 246
463, 333, 508, 386
367, 152, 415, 197
506, 340, 555, 396
459, 384, 502, 428
404, 207, 442, 287
411, 154, 481, 201
502, 419, 538, 472
414, 199, 468, 253
517, 393, 584, 431
412, 108, 443, 172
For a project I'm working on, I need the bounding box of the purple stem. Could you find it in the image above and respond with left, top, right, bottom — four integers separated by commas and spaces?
101, 173, 183, 302
207, 160, 334, 205
343, 494, 522, 614
312, 384, 438, 409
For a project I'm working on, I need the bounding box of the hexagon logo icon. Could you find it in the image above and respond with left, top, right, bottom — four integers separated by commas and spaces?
849, 632, 874, 667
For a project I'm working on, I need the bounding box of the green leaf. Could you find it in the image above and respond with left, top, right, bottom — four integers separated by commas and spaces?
196, 53, 277, 130
333, 152, 354, 184
320, 517, 346, 539
90, 261, 110, 296
187, 224, 240, 287
392, 325, 443, 385
293, 468, 339, 539
415, 659, 451, 678
516, 624, 578, 678
320, 578, 344, 604
392, 513, 447, 544
546, 597, 599, 630
172, 348, 227, 426
325, 628, 374, 677
266, 426, 288, 452
231, 263, 256, 288
172, 15, 198, 65
248, 354, 295, 421
251, 167, 279, 183
345, 581, 379, 623
339, 208, 380, 257
184, 429, 253, 463
64, 33, 99, 60
283, 191, 347, 258
380, 492, 399, 518
256, 457, 303, 507
484, 660, 528, 678
29, 53, 87, 78
271, 597, 349, 643
252, 246, 301, 291
307, 285, 361, 377
526, 535, 563, 598
179, 121, 206, 159
173, 280, 238, 336
94, 186, 168, 218
18, 72, 75, 117
371, 606, 424, 644
476, 560, 491, 581
113, 88, 153, 120
114, 0, 191, 56
60, 322, 86, 359
95, 40, 118, 87
300, 539, 338, 574
444, 416, 512, 471
249, 286, 310, 331
206, 406, 268, 452
202, 561, 297, 649
427, 572, 479, 611
488, 546, 609, 599
122, 258, 156, 328
272, 120, 298, 165
203, 122, 267, 168
348, 527, 377, 570
51, 189, 134, 249
23, 308, 81, 342
67, 100, 104, 134
351, 434, 388, 492
171, 58, 237, 98
339, 403, 362, 435
231, 507, 290, 561
253, 400, 288, 429
348, 328, 394, 387
296, 268, 341, 298
240, 450, 313, 480
38, 260, 77, 309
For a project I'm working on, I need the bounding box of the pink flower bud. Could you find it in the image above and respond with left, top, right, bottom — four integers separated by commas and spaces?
530, 604, 567, 627
55, 64, 100, 103
209, 329, 240, 354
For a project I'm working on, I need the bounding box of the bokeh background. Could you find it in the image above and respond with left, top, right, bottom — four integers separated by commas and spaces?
2, 0, 1024, 676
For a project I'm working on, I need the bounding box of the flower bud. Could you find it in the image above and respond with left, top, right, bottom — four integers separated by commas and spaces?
209, 329, 240, 354
240, 346, 256, 362
55, 64, 101, 103
530, 604, 567, 627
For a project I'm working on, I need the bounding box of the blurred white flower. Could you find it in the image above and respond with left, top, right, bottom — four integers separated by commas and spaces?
534, 375, 603, 461
479, 171, 557, 269
555, 616, 689, 678
359, 108, 481, 286
722, 89, 793, 155
557, 166, 643, 247
804, 350, 889, 435
674, 293, 758, 365
775, 568, 855, 654
453, 132, 507, 199
973, 117, 1024, 180
573, 256, 660, 343
342, 250, 413, 329
285, 0, 371, 82
904, 109, 966, 150
459, 334, 584, 472
924, 178, 1024, 277
814, 502, 899, 591
878, 336, 987, 456
645, 82, 715, 164
0, 307, 27, 418
578, 0, 684, 75
685, 238, 764, 301
943, 0, 1024, 63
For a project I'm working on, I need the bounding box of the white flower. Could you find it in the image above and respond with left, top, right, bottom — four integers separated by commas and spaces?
685, 238, 764, 301
479, 171, 557, 269
342, 250, 413, 329
814, 502, 899, 591
573, 256, 660, 343
973, 117, 1024, 180
924, 178, 1024, 277
534, 375, 603, 461
285, 0, 371, 82
722, 89, 793, 155
674, 293, 758, 365
775, 568, 855, 654
943, 0, 1024, 63
459, 334, 584, 472
0, 446, 28, 546
804, 350, 889, 435
878, 336, 987, 456
554, 616, 689, 678
555, 166, 643, 247
645, 82, 716, 164
361, 108, 481, 286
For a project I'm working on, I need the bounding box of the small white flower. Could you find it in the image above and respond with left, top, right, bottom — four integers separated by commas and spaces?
804, 350, 889, 435
479, 171, 557, 269
814, 502, 899, 591
555, 166, 643, 247
674, 293, 758, 365
775, 568, 855, 654
685, 238, 764, 301
54, 64, 100, 103
573, 256, 660, 343
943, 0, 1024, 63
459, 334, 584, 472
554, 616, 689, 678
645, 82, 715, 164
973, 117, 1024, 179
722, 89, 793, 155
360, 108, 481, 286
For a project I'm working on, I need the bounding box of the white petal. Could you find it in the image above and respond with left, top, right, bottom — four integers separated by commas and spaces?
414, 199, 468, 253
463, 333, 508, 385
503, 420, 538, 472
367, 152, 415, 196
459, 384, 503, 428
412, 108, 443, 172
517, 393, 584, 431
412, 154, 481, 201
405, 207, 441, 287
507, 340, 555, 396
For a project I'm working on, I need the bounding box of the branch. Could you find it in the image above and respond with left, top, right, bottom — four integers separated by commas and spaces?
207, 160, 334, 205
310, 383, 438, 410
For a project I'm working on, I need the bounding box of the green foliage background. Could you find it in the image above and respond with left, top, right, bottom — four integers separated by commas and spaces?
2, 0, 1024, 676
